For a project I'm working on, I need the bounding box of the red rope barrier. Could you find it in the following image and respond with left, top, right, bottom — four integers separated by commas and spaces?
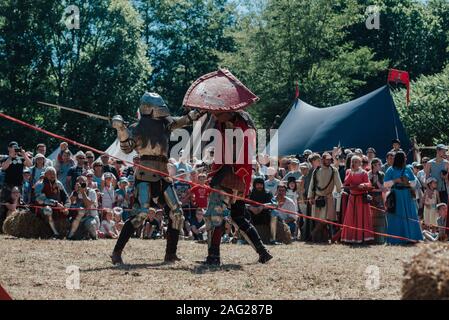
0, 111, 421, 243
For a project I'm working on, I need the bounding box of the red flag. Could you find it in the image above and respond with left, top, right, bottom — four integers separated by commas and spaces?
388, 69, 410, 105
295, 81, 299, 99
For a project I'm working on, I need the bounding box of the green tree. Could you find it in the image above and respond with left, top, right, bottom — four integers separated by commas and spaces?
223, 0, 388, 128
0, 0, 150, 151
346, 0, 449, 78
134, 0, 237, 114
393, 65, 449, 147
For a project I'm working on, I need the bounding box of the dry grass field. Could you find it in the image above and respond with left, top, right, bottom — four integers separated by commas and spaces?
0, 234, 423, 300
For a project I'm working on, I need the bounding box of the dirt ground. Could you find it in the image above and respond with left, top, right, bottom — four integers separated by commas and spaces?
0, 234, 422, 300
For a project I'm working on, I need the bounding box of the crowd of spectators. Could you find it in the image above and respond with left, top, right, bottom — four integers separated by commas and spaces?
0, 138, 448, 245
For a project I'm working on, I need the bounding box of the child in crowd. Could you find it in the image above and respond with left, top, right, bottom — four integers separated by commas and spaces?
422, 203, 448, 241
423, 177, 439, 232
115, 177, 129, 209
142, 208, 161, 239
113, 209, 124, 233
190, 208, 206, 241
100, 209, 119, 239
286, 176, 299, 212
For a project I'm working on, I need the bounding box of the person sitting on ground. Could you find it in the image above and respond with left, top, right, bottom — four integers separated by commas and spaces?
271, 183, 298, 243
190, 208, 207, 241
67, 175, 98, 240
113, 209, 124, 233
100, 209, 119, 239
422, 203, 448, 242
5, 186, 22, 218
34, 167, 70, 239
248, 177, 274, 244
437, 203, 448, 241
142, 208, 161, 239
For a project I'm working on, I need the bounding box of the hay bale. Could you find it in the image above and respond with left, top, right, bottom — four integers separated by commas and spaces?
2, 209, 69, 239
402, 243, 449, 300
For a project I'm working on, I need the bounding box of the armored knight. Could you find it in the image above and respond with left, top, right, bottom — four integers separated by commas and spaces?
111, 92, 203, 264
183, 69, 273, 265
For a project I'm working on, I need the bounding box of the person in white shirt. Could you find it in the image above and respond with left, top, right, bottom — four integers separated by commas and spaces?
271, 184, 298, 243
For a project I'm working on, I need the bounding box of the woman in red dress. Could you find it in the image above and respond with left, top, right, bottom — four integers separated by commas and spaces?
341, 156, 374, 244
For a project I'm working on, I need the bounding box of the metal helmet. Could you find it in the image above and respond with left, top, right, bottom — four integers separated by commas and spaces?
139, 92, 170, 118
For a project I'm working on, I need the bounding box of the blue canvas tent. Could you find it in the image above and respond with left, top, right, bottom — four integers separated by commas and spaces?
268, 86, 411, 159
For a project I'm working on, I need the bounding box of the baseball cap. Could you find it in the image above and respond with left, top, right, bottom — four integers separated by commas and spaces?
34, 153, 45, 160
86, 170, 94, 177
290, 159, 300, 165
437, 203, 447, 210
303, 149, 312, 156
23, 168, 31, 174
119, 177, 129, 184
8, 141, 18, 148
436, 144, 448, 150
392, 138, 401, 144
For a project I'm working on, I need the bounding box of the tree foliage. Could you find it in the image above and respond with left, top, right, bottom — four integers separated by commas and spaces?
393, 65, 449, 146
0, 0, 449, 151
135, 0, 237, 114
0, 0, 150, 151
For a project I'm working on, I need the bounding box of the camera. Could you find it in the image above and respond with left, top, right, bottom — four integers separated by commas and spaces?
14, 146, 21, 153
80, 182, 87, 189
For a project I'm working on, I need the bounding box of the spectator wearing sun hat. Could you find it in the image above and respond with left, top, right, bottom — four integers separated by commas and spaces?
30, 153, 47, 186
282, 158, 301, 182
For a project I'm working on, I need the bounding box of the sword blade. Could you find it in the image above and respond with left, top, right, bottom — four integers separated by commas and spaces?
37, 101, 111, 121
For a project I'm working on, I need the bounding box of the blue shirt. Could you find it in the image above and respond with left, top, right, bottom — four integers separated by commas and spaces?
384, 165, 416, 183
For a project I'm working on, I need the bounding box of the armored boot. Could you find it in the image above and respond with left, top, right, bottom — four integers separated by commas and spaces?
203, 244, 221, 266
203, 223, 222, 266
246, 225, 273, 264
111, 219, 136, 265
164, 227, 181, 263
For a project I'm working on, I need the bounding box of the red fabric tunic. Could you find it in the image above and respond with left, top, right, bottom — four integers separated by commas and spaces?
208, 117, 254, 196
341, 169, 374, 243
